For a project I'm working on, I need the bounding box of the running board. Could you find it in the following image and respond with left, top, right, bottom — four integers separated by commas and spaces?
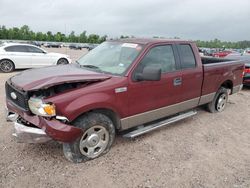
123, 110, 197, 138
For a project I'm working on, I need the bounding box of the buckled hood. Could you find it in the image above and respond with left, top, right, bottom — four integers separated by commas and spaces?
10, 64, 111, 91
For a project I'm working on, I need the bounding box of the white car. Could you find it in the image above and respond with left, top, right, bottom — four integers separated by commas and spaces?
0, 43, 71, 72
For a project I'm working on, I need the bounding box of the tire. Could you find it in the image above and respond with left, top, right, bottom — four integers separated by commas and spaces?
57, 58, 69, 65
63, 112, 115, 163
207, 87, 228, 113
0, 59, 15, 73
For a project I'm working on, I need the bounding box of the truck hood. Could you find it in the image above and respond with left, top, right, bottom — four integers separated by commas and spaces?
10, 64, 111, 91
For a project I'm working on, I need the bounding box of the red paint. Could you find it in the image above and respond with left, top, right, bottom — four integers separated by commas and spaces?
212, 50, 232, 58
6, 39, 245, 142
6, 99, 83, 142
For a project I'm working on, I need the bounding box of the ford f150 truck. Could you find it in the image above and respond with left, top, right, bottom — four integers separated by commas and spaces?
5, 38, 245, 163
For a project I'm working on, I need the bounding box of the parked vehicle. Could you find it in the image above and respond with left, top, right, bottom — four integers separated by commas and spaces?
5, 39, 245, 162
198, 48, 204, 56
44, 42, 61, 48
204, 48, 216, 56
244, 48, 250, 54
29, 41, 41, 47
0, 43, 71, 72
81, 43, 98, 51
243, 63, 250, 86
69, 44, 82, 50
212, 50, 232, 58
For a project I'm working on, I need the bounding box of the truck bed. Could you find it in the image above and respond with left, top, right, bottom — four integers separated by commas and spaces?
201, 57, 245, 97
201, 56, 232, 64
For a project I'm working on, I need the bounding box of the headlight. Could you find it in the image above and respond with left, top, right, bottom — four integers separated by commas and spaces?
28, 97, 56, 117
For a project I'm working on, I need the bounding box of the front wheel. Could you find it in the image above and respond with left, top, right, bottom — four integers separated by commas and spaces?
63, 112, 115, 163
207, 87, 229, 113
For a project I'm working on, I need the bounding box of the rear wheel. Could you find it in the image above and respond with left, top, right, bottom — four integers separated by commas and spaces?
207, 87, 228, 113
0, 59, 15, 73
63, 112, 115, 163
57, 58, 69, 65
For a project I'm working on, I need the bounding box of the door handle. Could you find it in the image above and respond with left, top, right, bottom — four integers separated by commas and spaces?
173, 77, 182, 86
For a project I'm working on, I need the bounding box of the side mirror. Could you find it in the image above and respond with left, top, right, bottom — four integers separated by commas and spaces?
136, 66, 161, 81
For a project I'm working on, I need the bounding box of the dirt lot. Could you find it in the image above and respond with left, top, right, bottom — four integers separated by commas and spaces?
0, 48, 250, 188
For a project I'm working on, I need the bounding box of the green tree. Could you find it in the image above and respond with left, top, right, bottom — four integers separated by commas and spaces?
69, 31, 77, 42
79, 31, 87, 43
87, 34, 100, 43
47, 31, 54, 41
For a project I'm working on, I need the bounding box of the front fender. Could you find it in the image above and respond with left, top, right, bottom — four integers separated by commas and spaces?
59, 92, 123, 121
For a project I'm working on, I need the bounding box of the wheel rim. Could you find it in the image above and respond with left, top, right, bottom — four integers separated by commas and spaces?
79, 125, 109, 158
0, 60, 13, 72
216, 93, 227, 112
58, 59, 68, 65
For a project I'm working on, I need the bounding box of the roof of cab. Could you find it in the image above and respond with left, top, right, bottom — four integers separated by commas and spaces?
110, 38, 192, 45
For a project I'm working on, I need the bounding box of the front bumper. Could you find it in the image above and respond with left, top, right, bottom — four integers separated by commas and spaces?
6, 100, 83, 143
13, 121, 52, 143
6, 107, 19, 122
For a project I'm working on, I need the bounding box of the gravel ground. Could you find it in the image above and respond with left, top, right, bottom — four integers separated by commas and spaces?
0, 48, 250, 188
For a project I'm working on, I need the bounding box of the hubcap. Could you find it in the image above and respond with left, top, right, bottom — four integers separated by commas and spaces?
216, 93, 227, 112
0, 60, 13, 72
79, 125, 109, 158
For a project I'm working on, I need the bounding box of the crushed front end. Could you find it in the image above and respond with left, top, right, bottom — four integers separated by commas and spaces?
5, 81, 83, 144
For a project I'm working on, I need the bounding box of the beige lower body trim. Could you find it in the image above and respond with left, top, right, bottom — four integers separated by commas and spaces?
198, 92, 216, 105
232, 84, 243, 94
121, 97, 200, 130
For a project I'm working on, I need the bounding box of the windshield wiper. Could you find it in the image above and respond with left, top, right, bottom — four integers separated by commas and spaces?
80, 64, 100, 69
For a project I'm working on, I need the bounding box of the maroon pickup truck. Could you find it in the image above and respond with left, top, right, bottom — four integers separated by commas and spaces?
5, 38, 245, 163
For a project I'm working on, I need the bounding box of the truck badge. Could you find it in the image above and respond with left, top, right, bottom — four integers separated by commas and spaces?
10, 92, 17, 100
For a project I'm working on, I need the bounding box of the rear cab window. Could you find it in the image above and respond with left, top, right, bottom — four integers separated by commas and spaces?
177, 44, 196, 69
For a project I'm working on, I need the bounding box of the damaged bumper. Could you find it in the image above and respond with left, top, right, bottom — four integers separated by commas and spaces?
6, 101, 83, 144
5, 107, 19, 122
13, 121, 51, 143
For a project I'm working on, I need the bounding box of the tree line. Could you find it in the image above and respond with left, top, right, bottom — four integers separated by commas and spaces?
0, 25, 249, 48
0, 25, 107, 44
195, 39, 250, 49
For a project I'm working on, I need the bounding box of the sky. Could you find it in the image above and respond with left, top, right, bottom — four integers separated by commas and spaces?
0, 0, 250, 41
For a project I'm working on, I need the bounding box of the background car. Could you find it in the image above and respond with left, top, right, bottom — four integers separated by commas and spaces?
212, 50, 232, 58
244, 48, 250, 54
243, 63, 250, 86
81, 43, 98, 51
69, 43, 82, 50
43, 42, 61, 48
0, 43, 71, 72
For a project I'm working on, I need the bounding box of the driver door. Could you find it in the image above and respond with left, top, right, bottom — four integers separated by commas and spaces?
125, 44, 183, 129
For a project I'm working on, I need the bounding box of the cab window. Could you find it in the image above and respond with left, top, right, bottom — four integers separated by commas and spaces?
177, 44, 196, 69
134, 45, 176, 76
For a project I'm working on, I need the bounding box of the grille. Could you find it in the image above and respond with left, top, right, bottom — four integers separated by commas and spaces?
5, 82, 29, 111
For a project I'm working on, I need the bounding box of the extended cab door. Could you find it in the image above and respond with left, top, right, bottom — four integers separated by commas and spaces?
175, 43, 203, 103
123, 44, 183, 129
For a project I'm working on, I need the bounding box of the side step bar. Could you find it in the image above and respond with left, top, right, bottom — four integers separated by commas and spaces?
123, 110, 197, 138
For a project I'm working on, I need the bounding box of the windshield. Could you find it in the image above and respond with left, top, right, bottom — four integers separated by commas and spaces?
77, 41, 143, 75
